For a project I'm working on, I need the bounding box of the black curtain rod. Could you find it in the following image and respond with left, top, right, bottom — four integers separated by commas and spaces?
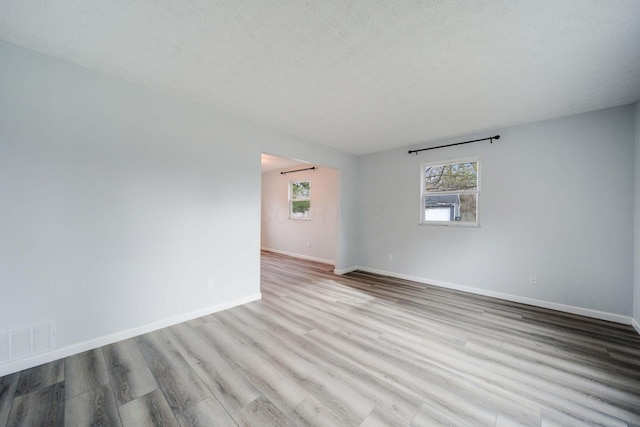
280, 166, 316, 175
408, 135, 500, 155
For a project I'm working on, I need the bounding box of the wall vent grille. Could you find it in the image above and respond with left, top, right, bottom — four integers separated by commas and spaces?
0, 321, 56, 363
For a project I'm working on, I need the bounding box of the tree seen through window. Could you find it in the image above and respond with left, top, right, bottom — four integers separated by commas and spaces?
290, 181, 311, 220
422, 160, 479, 224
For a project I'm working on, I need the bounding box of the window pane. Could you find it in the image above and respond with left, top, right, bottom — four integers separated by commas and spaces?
291, 200, 310, 219
459, 193, 477, 222
292, 181, 310, 199
424, 193, 476, 223
425, 162, 477, 192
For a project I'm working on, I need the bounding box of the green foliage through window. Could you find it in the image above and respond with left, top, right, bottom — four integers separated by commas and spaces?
291, 200, 310, 214
290, 180, 311, 219
291, 181, 310, 199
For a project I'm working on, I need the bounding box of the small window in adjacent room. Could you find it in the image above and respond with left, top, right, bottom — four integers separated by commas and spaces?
421, 158, 479, 226
289, 180, 311, 220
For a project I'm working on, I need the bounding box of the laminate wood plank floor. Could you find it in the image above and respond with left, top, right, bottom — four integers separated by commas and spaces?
1, 251, 639, 426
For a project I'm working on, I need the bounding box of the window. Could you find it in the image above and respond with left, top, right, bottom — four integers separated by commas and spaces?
421, 158, 479, 226
289, 180, 311, 220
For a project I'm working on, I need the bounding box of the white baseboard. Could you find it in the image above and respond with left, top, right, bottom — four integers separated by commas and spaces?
0, 293, 261, 377
633, 318, 640, 335
261, 247, 334, 265
349, 266, 633, 325
334, 265, 359, 275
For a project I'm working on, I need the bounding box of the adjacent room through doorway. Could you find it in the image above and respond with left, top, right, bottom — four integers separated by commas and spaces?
260, 153, 340, 266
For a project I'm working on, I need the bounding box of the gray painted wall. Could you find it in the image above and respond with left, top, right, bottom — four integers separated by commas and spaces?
634, 102, 640, 326
0, 42, 358, 374
0, 40, 637, 375
358, 105, 635, 316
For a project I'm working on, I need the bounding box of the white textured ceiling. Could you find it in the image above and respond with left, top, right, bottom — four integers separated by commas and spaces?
1, 1, 639, 154
261, 154, 305, 173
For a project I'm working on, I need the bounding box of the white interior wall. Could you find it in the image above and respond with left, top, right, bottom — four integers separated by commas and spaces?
261, 166, 338, 263
634, 101, 640, 331
0, 42, 359, 375
357, 105, 635, 319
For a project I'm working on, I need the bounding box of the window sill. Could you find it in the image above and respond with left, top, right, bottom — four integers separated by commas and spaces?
420, 222, 480, 228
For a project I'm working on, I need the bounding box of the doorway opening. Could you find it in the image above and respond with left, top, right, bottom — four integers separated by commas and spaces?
260, 153, 340, 267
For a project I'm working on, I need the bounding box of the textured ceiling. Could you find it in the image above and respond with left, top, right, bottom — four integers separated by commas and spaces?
1, 1, 639, 155
261, 154, 305, 173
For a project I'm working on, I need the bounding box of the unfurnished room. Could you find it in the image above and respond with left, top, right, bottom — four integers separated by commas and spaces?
1, 1, 640, 426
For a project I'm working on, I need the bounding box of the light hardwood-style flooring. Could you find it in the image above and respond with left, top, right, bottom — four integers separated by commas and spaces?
1, 251, 640, 426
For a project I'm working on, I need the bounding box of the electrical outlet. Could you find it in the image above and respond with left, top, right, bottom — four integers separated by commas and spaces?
207, 277, 215, 288
388, 253, 393, 261
529, 275, 538, 285
307, 241, 311, 248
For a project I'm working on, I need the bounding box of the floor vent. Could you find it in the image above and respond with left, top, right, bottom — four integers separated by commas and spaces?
0, 321, 56, 363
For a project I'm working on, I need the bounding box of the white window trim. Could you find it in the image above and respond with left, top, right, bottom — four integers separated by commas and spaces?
419, 156, 480, 227
289, 180, 311, 221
